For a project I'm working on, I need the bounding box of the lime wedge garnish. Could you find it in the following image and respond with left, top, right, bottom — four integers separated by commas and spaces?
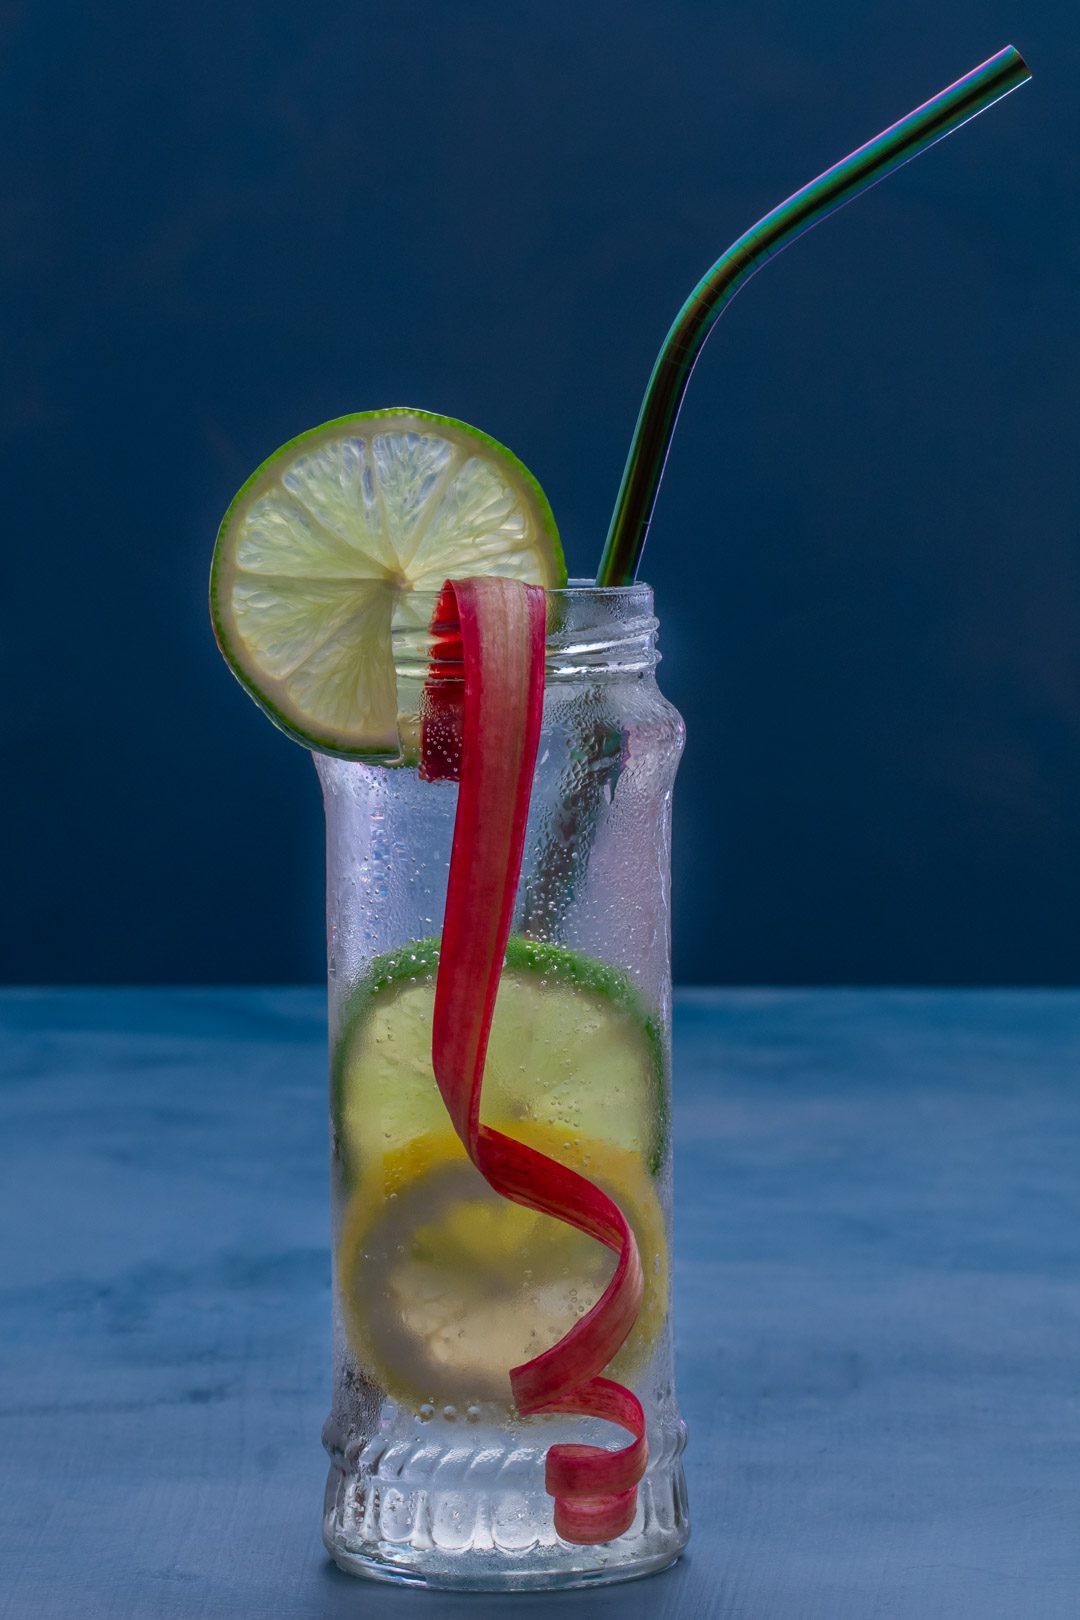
333, 936, 667, 1178
337, 1125, 667, 1408
209, 409, 565, 757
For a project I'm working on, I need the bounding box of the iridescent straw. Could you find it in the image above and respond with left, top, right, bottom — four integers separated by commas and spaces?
595, 45, 1031, 587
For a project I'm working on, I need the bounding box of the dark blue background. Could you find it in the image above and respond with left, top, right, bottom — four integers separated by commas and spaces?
3, 2, 1076, 985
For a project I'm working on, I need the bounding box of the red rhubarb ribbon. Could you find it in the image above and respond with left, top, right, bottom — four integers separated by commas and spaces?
421, 576, 648, 1545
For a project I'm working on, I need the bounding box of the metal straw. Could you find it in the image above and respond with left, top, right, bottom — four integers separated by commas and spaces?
595, 45, 1031, 588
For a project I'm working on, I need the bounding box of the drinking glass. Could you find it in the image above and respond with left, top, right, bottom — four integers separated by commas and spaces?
319, 583, 688, 1590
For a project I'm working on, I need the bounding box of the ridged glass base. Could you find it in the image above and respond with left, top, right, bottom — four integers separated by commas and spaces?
322, 1430, 690, 1592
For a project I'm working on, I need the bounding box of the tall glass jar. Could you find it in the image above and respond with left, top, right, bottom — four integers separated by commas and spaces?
318, 583, 687, 1590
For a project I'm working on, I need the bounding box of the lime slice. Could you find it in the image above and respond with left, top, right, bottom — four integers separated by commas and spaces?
210, 409, 565, 757
333, 936, 667, 1178
337, 1125, 667, 1408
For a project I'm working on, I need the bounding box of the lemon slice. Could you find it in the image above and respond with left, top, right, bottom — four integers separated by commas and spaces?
333, 937, 667, 1180
337, 1125, 667, 1409
210, 409, 565, 757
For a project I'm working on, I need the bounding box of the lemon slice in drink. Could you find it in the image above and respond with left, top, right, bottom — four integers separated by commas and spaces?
210, 409, 565, 758
337, 1125, 667, 1408
333, 936, 667, 1180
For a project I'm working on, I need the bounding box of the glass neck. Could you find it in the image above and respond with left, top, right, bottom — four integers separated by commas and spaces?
393, 581, 659, 684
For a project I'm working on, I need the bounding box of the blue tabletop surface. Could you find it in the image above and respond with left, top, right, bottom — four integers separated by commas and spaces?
2, 989, 1079, 1620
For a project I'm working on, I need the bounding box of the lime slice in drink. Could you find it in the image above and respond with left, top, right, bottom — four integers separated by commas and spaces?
337, 1124, 667, 1408
333, 936, 667, 1179
209, 409, 565, 758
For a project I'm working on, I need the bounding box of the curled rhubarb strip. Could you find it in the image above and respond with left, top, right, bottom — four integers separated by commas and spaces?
423, 575, 648, 1545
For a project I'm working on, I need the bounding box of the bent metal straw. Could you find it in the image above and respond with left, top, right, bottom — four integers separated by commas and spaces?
596, 45, 1031, 588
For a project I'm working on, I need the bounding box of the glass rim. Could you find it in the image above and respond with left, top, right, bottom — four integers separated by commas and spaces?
552, 577, 653, 597
395, 578, 653, 605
